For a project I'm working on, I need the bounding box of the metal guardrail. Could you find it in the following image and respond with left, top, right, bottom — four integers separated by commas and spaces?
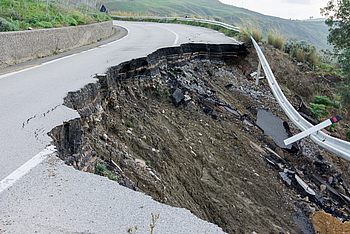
114, 16, 350, 160
251, 37, 350, 161
113, 16, 241, 32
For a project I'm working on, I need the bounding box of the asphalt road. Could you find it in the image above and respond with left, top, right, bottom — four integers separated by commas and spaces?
0, 21, 235, 233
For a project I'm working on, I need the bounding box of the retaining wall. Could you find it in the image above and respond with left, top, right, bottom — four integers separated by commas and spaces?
0, 21, 115, 69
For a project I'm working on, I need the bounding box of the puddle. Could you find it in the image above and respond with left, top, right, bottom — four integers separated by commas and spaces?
256, 109, 291, 149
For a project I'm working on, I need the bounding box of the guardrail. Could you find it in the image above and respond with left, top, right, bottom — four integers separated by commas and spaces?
113, 16, 241, 32
113, 16, 350, 160
251, 37, 350, 160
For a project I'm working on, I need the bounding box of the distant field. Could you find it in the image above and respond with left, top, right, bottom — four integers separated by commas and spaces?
106, 0, 330, 49
0, 0, 110, 32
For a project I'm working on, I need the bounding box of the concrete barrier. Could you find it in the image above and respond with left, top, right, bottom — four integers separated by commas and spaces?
0, 21, 115, 69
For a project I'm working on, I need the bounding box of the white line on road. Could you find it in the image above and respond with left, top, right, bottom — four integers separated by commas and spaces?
0, 145, 56, 194
156, 26, 179, 45
0, 25, 129, 81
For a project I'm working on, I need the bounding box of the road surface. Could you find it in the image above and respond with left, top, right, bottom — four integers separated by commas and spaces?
0, 21, 235, 233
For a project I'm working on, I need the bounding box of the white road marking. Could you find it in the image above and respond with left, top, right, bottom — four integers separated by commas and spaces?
0, 25, 130, 194
0, 25, 129, 81
0, 145, 56, 194
155, 25, 179, 45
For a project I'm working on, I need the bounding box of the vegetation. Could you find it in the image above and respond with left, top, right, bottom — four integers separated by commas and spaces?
284, 40, 319, 65
95, 162, 118, 181
310, 95, 340, 120
267, 31, 285, 50
112, 16, 239, 38
107, 0, 330, 50
322, 0, 350, 107
347, 128, 350, 140
0, 0, 110, 32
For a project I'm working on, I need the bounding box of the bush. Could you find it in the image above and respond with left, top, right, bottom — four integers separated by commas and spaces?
95, 162, 117, 181
347, 129, 350, 140
267, 31, 285, 50
0, 17, 18, 31
310, 103, 329, 120
313, 95, 340, 108
284, 40, 319, 65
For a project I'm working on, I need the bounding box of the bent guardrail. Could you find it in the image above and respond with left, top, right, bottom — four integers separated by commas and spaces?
113, 16, 350, 160
250, 37, 350, 161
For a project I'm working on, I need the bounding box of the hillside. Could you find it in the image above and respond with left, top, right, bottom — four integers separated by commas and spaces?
0, 0, 110, 32
106, 0, 330, 49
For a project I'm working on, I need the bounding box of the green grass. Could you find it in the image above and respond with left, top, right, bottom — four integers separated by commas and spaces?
107, 0, 330, 50
310, 95, 340, 120
95, 162, 118, 181
0, 0, 111, 32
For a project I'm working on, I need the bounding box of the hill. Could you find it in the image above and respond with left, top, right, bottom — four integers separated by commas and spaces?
106, 0, 330, 49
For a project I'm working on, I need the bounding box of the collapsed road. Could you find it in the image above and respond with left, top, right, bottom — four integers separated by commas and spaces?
50, 43, 350, 233
0, 22, 236, 233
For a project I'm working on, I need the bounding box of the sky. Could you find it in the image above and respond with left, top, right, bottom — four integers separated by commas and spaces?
219, 0, 329, 20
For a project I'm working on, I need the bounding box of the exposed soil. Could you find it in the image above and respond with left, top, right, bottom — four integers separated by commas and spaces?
50, 43, 350, 233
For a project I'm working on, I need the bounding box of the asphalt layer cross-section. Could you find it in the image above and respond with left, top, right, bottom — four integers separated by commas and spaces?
0, 21, 235, 233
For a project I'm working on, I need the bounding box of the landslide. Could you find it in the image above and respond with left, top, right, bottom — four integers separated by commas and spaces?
50, 43, 350, 233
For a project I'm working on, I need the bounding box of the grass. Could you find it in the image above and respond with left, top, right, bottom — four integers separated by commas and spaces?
310, 95, 340, 120
95, 162, 118, 181
267, 31, 285, 50
0, 0, 111, 32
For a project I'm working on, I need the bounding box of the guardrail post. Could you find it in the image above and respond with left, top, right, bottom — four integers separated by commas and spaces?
255, 61, 262, 86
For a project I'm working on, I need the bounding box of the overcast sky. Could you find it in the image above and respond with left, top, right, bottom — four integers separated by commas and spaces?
219, 0, 329, 20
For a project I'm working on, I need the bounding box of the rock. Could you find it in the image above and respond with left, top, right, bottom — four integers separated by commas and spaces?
320, 184, 327, 193
102, 134, 108, 141
172, 88, 185, 106
184, 94, 192, 102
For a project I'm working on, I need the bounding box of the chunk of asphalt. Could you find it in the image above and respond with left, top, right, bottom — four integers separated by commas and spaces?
172, 88, 185, 106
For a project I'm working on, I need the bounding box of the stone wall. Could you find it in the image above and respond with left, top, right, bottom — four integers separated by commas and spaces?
0, 21, 115, 69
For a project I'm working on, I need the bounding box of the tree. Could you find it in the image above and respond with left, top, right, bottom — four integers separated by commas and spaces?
322, 0, 350, 107
322, 0, 350, 77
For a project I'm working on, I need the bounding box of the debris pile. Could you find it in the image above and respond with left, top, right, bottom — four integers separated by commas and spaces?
50, 43, 350, 233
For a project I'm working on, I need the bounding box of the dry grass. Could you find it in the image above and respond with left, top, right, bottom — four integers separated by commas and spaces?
239, 27, 262, 43
267, 31, 285, 50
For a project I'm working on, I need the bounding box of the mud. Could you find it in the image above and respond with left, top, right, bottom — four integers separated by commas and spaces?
50, 43, 350, 233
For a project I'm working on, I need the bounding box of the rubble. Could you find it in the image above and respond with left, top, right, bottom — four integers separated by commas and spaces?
50, 43, 350, 233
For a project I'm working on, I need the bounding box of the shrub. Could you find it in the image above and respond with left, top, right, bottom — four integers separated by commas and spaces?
347, 128, 350, 140
313, 95, 340, 108
310, 103, 329, 120
267, 31, 285, 50
95, 162, 118, 181
0, 17, 18, 31
284, 40, 319, 65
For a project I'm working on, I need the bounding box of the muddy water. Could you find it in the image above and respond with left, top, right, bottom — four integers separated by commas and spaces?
256, 109, 292, 149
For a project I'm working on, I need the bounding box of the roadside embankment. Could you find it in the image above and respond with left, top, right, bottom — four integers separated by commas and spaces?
0, 21, 116, 69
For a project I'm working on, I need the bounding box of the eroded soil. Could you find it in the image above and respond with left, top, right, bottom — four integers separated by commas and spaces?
50, 44, 350, 233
